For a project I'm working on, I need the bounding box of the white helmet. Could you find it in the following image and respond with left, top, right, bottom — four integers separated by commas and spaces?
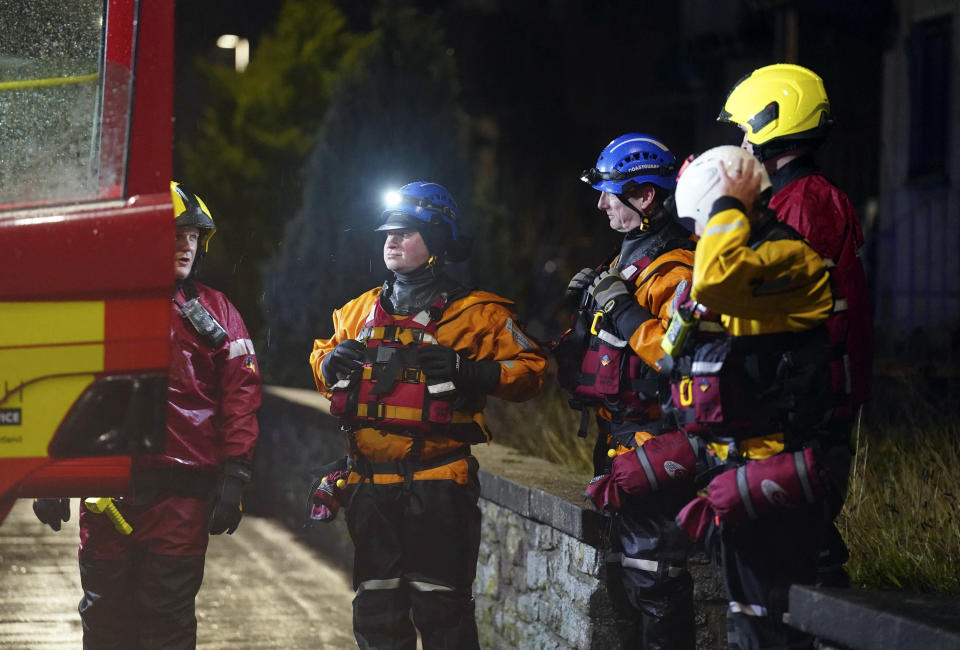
674, 145, 772, 231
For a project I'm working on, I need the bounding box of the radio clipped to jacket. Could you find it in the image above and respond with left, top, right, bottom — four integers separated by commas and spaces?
176, 298, 228, 348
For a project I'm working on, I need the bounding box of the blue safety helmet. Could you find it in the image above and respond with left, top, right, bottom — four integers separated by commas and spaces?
581, 133, 678, 195
378, 181, 469, 262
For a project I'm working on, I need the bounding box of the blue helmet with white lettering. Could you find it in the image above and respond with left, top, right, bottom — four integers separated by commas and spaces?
580, 133, 678, 195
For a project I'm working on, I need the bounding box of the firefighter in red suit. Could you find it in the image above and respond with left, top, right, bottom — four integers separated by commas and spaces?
719, 63, 873, 585
309, 181, 545, 649
34, 182, 261, 649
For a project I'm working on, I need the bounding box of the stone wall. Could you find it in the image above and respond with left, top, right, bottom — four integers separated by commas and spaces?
251, 387, 727, 648
473, 458, 727, 650
475, 488, 619, 649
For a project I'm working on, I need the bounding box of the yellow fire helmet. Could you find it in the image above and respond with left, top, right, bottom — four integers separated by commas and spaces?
718, 63, 834, 156
170, 181, 216, 252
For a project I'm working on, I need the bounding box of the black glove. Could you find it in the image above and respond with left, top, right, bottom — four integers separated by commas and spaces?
588, 270, 633, 313
565, 267, 598, 305
320, 339, 365, 385
587, 270, 654, 339
208, 458, 251, 535
33, 498, 70, 532
417, 345, 501, 395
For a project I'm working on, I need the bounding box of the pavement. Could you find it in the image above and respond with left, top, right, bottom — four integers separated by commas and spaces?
0, 499, 357, 649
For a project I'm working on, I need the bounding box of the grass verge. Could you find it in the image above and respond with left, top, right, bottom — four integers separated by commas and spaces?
840, 421, 960, 594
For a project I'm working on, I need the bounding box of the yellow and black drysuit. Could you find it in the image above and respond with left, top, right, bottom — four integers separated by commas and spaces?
310, 275, 545, 650
665, 196, 840, 650
557, 214, 700, 650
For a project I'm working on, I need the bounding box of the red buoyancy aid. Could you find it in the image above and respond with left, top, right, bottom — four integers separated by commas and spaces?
556, 243, 695, 423
666, 322, 844, 443
570, 258, 663, 408
327, 294, 487, 443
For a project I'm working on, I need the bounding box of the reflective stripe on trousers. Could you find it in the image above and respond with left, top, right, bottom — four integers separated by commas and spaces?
728, 600, 767, 617
606, 552, 684, 578
357, 577, 454, 594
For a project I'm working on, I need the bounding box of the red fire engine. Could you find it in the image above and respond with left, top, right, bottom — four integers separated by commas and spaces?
0, 0, 174, 524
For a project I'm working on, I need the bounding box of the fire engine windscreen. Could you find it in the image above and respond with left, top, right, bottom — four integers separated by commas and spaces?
0, 1, 130, 206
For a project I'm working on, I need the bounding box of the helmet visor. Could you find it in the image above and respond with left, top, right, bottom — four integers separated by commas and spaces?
376, 211, 425, 232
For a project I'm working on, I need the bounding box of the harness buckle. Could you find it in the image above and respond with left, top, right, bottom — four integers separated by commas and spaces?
363, 402, 386, 419
375, 345, 396, 364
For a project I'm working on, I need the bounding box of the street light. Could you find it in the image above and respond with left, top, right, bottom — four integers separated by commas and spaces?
216, 34, 249, 73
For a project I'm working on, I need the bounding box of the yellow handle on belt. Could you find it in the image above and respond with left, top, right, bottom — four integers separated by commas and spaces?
84, 497, 133, 535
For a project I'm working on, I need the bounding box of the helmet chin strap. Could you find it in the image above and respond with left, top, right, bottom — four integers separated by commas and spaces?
616, 193, 651, 232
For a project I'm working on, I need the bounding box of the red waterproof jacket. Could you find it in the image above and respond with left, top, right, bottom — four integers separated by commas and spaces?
79, 282, 260, 557
149, 282, 261, 470
769, 165, 873, 409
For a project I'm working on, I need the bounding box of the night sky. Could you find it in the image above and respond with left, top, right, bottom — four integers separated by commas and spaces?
174, 0, 892, 224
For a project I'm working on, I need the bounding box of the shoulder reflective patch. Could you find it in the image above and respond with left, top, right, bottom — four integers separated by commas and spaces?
228, 338, 256, 359
501, 360, 515, 369
505, 317, 535, 351
703, 221, 746, 237
364, 302, 378, 325
412, 310, 432, 326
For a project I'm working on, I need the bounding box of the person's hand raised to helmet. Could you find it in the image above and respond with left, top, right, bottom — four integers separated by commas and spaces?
717, 157, 764, 218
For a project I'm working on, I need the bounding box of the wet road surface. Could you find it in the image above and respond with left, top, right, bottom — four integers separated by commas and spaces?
0, 499, 356, 649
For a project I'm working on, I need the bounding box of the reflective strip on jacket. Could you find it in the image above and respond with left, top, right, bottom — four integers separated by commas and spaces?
310, 287, 546, 485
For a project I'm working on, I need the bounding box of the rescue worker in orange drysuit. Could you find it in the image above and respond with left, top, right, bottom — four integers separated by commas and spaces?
557, 134, 698, 650
33, 182, 262, 649
308, 181, 546, 649
719, 63, 873, 587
